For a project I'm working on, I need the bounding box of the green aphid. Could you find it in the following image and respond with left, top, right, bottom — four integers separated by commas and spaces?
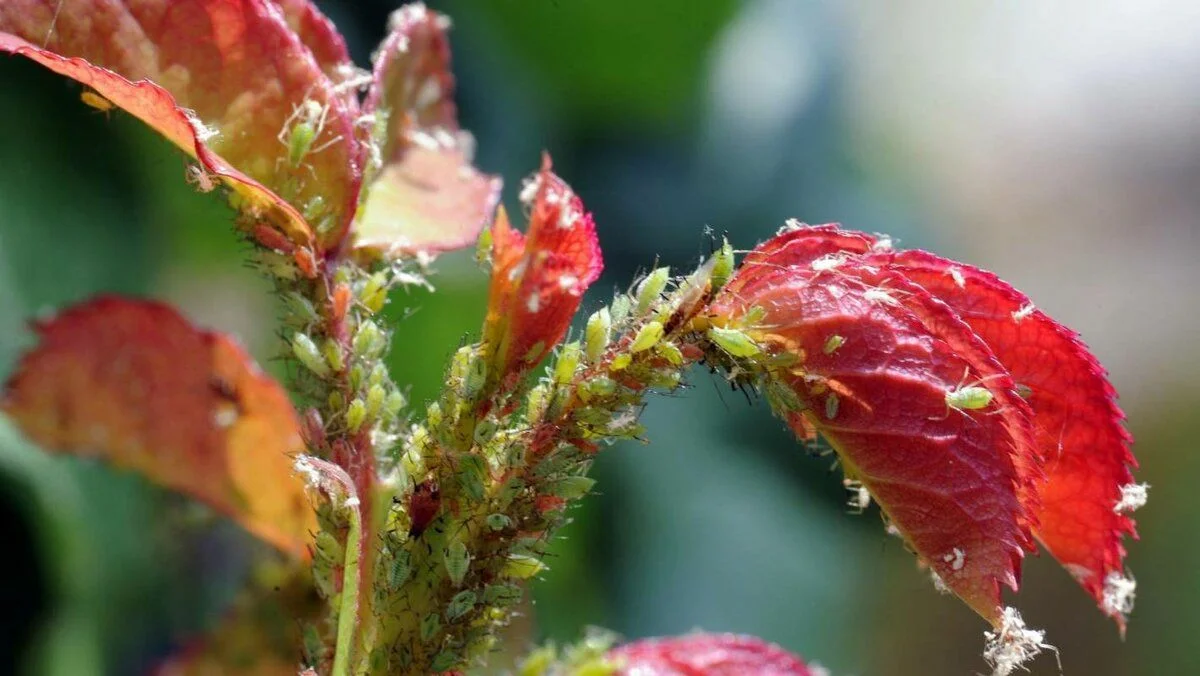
707, 326, 760, 358
388, 549, 411, 589
549, 475, 596, 500
946, 385, 994, 410
823, 334, 845, 355
585, 308, 612, 361
630, 321, 665, 353
444, 539, 470, 587
446, 590, 477, 621
486, 513, 513, 531
710, 238, 735, 292
291, 333, 330, 377
825, 392, 840, 419
419, 612, 441, 643
636, 267, 671, 314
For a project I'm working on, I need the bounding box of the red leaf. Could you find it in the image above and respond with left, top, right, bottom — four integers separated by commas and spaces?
482, 155, 602, 394
872, 249, 1139, 628
609, 634, 815, 676
0, 0, 364, 249
352, 4, 501, 259
713, 240, 1038, 623
270, 0, 353, 84
1, 297, 315, 558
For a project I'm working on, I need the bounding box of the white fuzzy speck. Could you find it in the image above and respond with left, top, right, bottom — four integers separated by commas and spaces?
558, 274, 579, 290
1012, 303, 1036, 322
872, 236, 894, 252
344, 496, 361, 508
526, 293, 541, 313
294, 456, 321, 487
519, 175, 542, 204
943, 547, 966, 571
213, 405, 238, 429
559, 208, 580, 229
1114, 482, 1149, 514
947, 266, 966, 289
811, 254, 844, 272
983, 607, 1057, 676
414, 78, 442, 110
864, 287, 901, 306
1102, 572, 1137, 617
930, 570, 952, 595
777, 218, 804, 235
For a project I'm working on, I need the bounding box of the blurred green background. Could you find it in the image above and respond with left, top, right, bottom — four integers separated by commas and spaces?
1, 1, 1197, 674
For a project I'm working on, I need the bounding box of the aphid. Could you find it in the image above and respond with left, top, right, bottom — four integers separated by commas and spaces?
935, 369, 1001, 420
279, 98, 342, 168
346, 398, 367, 433
320, 338, 344, 373
710, 238, 735, 292
292, 333, 330, 378
352, 320, 386, 358
456, 455, 487, 502
446, 590, 477, 621
630, 321, 665, 353
635, 267, 671, 314
429, 651, 457, 672
80, 90, 114, 114
388, 549, 411, 589
419, 612, 441, 643
549, 475, 596, 500
823, 334, 845, 355
293, 247, 319, 278
330, 283, 351, 325
553, 342, 583, 385
584, 308, 612, 361
707, 326, 760, 358
503, 553, 547, 579
825, 392, 840, 419
483, 583, 522, 606
486, 513, 513, 531
444, 538, 470, 587
184, 164, 217, 193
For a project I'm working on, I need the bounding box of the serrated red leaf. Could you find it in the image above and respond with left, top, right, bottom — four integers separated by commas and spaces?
609, 634, 815, 676
352, 4, 501, 259
0, 0, 364, 250
482, 155, 602, 395
1, 297, 315, 558
713, 257, 1033, 623
872, 249, 1138, 628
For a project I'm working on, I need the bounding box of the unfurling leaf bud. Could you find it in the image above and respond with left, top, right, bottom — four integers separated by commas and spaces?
636, 267, 671, 314
292, 333, 330, 377
585, 308, 612, 361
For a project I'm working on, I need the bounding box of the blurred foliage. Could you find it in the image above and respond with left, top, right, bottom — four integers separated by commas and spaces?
1, 1, 1196, 675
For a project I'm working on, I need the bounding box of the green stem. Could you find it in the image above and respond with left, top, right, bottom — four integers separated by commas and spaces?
331, 504, 363, 676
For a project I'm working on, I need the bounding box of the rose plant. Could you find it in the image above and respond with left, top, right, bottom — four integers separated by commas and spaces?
0, 2, 1144, 675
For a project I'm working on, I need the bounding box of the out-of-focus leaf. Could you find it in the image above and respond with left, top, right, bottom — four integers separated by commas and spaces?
609, 633, 815, 675
0, 0, 366, 248
152, 561, 320, 676
2, 296, 315, 558
353, 4, 500, 259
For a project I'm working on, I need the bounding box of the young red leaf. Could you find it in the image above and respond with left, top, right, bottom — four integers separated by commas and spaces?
1, 297, 315, 558
609, 634, 816, 676
0, 0, 364, 249
871, 248, 1139, 628
352, 4, 501, 259
270, 0, 354, 84
481, 156, 602, 396
712, 250, 1036, 624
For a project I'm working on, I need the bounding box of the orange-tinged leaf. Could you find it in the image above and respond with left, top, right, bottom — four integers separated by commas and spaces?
713, 249, 1035, 623
2, 296, 315, 558
352, 4, 501, 259
875, 249, 1139, 628
0, 0, 366, 249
